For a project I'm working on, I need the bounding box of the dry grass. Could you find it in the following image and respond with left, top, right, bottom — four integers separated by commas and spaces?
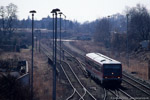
20, 49, 65, 100
33, 52, 52, 100
72, 41, 107, 54
123, 60, 148, 80
0, 49, 54, 100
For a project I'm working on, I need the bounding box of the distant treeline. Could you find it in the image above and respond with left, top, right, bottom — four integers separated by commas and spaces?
0, 3, 150, 53
66, 4, 150, 53
92, 4, 150, 53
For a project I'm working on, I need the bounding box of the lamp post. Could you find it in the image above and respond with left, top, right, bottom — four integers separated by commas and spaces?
51, 8, 60, 100
29, 10, 36, 100
126, 14, 129, 67
62, 13, 66, 34
59, 12, 62, 64
51, 12, 55, 66
62, 13, 66, 60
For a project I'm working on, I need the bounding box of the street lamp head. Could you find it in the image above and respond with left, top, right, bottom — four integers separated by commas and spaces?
51, 9, 55, 13
29, 10, 36, 14
54, 8, 60, 12
61, 13, 66, 18
51, 8, 60, 13
126, 14, 129, 17
63, 14, 66, 18
59, 12, 63, 15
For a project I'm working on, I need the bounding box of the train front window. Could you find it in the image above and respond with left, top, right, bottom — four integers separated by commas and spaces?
103, 64, 121, 76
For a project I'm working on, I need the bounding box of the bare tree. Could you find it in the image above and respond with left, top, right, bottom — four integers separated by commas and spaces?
0, 6, 6, 35
0, 3, 18, 36
94, 18, 110, 47
127, 4, 150, 50
6, 3, 18, 34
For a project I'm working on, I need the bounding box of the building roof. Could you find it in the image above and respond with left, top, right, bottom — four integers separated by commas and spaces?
86, 53, 121, 65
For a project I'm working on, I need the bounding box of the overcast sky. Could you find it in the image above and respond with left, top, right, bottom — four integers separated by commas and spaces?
1, 0, 150, 22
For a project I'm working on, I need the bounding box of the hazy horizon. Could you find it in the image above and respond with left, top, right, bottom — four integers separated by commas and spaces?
1, 0, 150, 23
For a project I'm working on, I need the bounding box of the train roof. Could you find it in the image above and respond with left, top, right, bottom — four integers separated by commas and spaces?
86, 53, 121, 65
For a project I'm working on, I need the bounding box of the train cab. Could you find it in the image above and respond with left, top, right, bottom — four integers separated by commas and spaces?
103, 64, 122, 84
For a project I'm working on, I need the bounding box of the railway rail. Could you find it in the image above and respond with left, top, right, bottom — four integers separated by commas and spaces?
60, 62, 83, 100
41, 41, 150, 99
40, 44, 97, 100
122, 73, 150, 97
62, 41, 150, 99
59, 45, 135, 100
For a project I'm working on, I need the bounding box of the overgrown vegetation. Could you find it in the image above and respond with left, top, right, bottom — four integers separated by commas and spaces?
0, 55, 30, 100
0, 74, 30, 100
0, 3, 20, 52
0, 4, 34, 51
94, 4, 150, 53
127, 4, 150, 51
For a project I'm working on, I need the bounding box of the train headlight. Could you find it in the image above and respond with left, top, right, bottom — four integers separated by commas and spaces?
105, 77, 107, 79
112, 72, 114, 75
118, 77, 120, 79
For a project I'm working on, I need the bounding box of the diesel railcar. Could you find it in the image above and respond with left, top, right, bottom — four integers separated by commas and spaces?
85, 53, 122, 85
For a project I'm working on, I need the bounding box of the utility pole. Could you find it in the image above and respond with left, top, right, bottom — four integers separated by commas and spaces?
108, 15, 111, 54
29, 10, 36, 100
126, 14, 129, 67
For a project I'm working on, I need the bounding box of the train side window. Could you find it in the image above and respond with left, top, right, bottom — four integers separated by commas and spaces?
97, 64, 102, 72
93, 63, 101, 71
86, 59, 92, 66
98, 67, 102, 72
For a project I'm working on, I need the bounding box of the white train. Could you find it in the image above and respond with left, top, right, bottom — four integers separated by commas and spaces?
85, 53, 122, 85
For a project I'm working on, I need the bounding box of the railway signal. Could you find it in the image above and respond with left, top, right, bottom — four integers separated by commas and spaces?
29, 10, 36, 100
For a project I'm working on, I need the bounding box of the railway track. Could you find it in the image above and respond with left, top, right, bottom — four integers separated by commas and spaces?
41, 41, 150, 99
105, 88, 134, 100
60, 45, 135, 100
61, 61, 96, 100
40, 44, 97, 100
122, 73, 150, 98
62, 41, 150, 99
60, 62, 84, 100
